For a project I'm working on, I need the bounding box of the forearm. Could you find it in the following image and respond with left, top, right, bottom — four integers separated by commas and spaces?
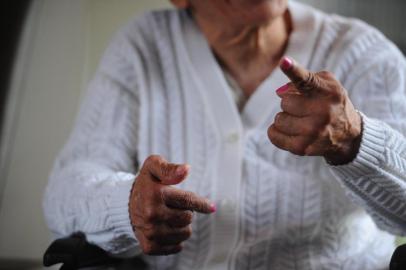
43, 70, 141, 254
43, 159, 140, 254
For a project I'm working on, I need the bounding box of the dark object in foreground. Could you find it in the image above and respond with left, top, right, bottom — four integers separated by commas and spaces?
43, 232, 147, 270
43, 233, 405, 270
43, 232, 119, 269
390, 243, 406, 270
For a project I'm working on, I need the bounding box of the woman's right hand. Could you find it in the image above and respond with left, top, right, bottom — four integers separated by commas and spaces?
129, 155, 216, 255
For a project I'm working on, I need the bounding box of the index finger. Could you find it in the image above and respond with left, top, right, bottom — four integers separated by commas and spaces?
280, 56, 315, 93
162, 188, 216, 214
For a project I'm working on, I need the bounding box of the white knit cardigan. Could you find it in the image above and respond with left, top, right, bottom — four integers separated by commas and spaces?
43, 2, 406, 269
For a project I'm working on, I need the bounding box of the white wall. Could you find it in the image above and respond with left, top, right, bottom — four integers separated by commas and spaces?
0, 0, 169, 264
300, 0, 406, 52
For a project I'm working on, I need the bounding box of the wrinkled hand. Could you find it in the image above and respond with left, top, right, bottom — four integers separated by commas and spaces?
129, 155, 215, 255
268, 57, 362, 165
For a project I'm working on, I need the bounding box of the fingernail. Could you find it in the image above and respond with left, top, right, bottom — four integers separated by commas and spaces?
210, 203, 217, 213
175, 165, 188, 177
281, 56, 293, 70
276, 83, 290, 94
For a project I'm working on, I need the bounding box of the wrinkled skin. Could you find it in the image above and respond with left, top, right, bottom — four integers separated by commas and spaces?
171, 0, 291, 97
129, 155, 215, 255
171, 0, 288, 27
268, 58, 362, 165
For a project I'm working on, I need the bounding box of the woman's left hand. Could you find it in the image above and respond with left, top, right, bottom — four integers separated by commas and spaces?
267, 57, 362, 165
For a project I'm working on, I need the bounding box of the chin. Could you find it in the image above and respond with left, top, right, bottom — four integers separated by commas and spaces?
234, 0, 288, 26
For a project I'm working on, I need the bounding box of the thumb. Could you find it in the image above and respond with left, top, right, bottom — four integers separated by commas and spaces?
280, 56, 315, 92
142, 155, 190, 185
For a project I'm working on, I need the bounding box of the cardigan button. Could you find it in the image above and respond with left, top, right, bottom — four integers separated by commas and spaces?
225, 132, 239, 144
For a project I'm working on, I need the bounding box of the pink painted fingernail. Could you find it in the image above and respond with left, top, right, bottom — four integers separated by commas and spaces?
276, 83, 290, 94
210, 203, 217, 213
175, 165, 188, 177
280, 56, 293, 70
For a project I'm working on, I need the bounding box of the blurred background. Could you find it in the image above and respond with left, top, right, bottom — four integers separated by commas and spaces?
0, 0, 405, 269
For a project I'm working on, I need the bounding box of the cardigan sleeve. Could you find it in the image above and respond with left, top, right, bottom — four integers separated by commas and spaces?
43, 30, 142, 255
329, 44, 406, 236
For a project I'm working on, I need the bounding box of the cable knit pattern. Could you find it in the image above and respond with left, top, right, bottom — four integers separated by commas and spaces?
43, 1, 406, 269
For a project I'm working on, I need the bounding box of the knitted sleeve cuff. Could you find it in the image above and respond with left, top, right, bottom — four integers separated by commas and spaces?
105, 172, 140, 254
328, 113, 386, 180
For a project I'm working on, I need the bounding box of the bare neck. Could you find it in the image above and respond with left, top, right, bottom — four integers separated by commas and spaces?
193, 11, 292, 97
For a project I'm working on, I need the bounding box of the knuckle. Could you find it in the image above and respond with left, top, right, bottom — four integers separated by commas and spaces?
304, 145, 316, 156
141, 242, 154, 255
274, 112, 284, 123
159, 187, 168, 202
144, 207, 157, 222
334, 88, 346, 102
318, 70, 335, 79
183, 211, 194, 224
143, 229, 156, 240
267, 125, 274, 139
328, 88, 343, 102
175, 210, 194, 226
291, 141, 306, 156
146, 155, 160, 165
273, 114, 285, 131
292, 148, 306, 156
185, 226, 193, 238
302, 125, 315, 136
301, 121, 315, 133
182, 192, 195, 208
305, 72, 315, 83
268, 129, 279, 145
303, 120, 322, 136
299, 72, 318, 91
280, 98, 291, 112
137, 170, 149, 182
281, 98, 289, 111
160, 164, 171, 177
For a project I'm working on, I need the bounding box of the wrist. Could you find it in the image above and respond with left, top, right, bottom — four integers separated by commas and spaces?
128, 175, 139, 234
325, 110, 363, 165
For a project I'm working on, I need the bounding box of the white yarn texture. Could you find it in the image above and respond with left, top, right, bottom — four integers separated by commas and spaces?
43, 2, 406, 269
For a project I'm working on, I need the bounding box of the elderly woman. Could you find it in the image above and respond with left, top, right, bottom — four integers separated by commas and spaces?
44, 0, 406, 269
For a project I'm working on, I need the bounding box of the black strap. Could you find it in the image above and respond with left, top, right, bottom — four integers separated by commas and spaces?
390, 243, 406, 270
43, 232, 121, 270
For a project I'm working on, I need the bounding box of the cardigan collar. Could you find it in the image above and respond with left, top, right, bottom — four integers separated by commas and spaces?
181, 1, 322, 133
